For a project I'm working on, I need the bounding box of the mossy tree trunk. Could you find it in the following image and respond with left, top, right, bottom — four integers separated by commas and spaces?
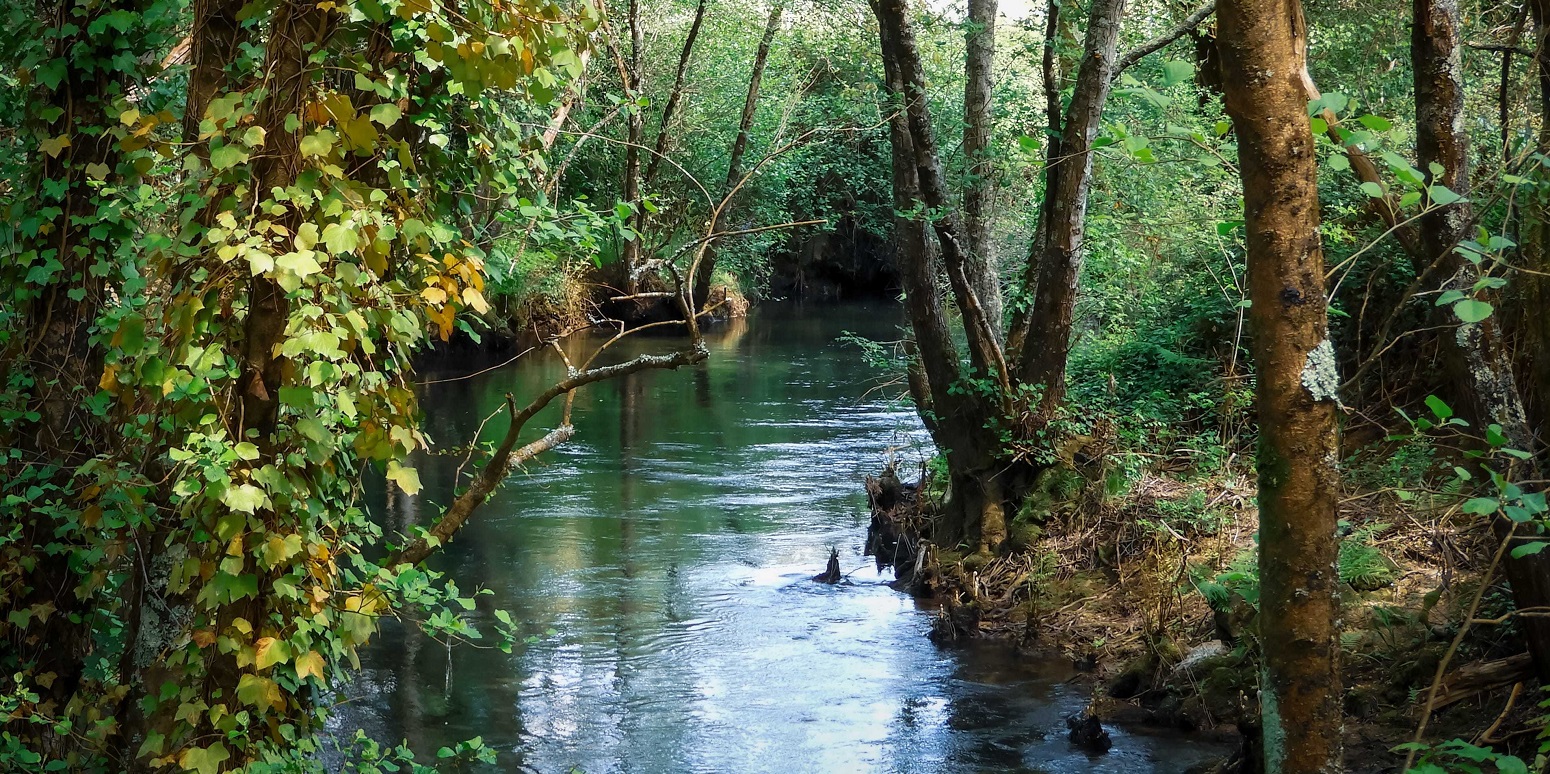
1217, 0, 1343, 771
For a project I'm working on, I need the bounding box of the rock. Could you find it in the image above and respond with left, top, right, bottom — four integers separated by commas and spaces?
1065, 712, 1112, 754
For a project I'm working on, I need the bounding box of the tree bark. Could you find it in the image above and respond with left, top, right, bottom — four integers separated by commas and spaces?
1217, 1, 1343, 772
183, 0, 249, 147
695, 2, 783, 311
1014, 0, 1126, 412
1415, 0, 1550, 681
961, 0, 1004, 340
622, 0, 644, 294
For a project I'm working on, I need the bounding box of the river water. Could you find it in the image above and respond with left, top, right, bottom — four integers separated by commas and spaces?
332, 303, 1227, 773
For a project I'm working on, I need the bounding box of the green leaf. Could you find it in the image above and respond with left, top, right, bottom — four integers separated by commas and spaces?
369, 103, 402, 127
1160, 60, 1194, 88
234, 442, 260, 461
1429, 185, 1463, 206
1425, 395, 1453, 420
1359, 181, 1384, 199
1496, 755, 1529, 774
209, 143, 248, 171
1461, 497, 1499, 515
1453, 299, 1494, 323
178, 742, 230, 774
1357, 114, 1392, 131
322, 223, 360, 254
1327, 153, 1350, 172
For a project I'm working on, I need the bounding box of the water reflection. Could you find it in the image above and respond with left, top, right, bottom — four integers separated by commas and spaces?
331, 303, 1225, 773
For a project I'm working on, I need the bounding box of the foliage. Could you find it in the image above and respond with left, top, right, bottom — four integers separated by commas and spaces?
0, 0, 600, 769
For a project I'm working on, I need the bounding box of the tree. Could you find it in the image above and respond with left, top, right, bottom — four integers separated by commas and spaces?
1217, 0, 1343, 771
870, 0, 1209, 553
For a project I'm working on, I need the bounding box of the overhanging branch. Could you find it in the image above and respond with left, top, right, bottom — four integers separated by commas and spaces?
389, 344, 708, 566
1112, 1, 1216, 79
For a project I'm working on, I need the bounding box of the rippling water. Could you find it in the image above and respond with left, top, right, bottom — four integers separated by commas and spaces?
330, 303, 1227, 773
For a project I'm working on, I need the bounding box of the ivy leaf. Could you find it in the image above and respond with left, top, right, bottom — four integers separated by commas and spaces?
299, 129, 336, 157
295, 650, 326, 682
369, 103, 402, 127
178, 743, 230, 774
1453, 298, 1494, 323
255, 637, 291, 670
209, 143, 248, 171
262, 533, 303, 568
322, 223, 360, 254
223, 483, 266, 514
386, 461, 422, 495
236, 674, 283, 712
39, 135, 71, 158
276, 251, 323, 278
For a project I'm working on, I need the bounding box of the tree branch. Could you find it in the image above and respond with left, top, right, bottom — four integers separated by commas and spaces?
389, 344, 708, 566
1112, 1, 1216, 79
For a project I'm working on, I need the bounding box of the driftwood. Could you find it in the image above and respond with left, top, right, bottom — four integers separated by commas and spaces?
813, 548, 843, 584
1433, 652, 1535, 709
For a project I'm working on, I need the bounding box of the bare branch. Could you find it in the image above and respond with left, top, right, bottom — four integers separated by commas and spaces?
390, 344, 708, 566
1112, 2, 1216, 79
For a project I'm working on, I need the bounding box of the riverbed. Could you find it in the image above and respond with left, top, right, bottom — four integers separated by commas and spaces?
331, 303, 1228, 773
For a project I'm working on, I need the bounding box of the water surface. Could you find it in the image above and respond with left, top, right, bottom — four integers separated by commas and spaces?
334, 303, 1226, 773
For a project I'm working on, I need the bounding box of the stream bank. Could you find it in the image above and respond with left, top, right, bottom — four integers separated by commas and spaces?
865, 441, 1543, 773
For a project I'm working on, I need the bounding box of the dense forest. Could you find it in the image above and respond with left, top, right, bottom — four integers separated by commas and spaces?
4, 0, 1550, 771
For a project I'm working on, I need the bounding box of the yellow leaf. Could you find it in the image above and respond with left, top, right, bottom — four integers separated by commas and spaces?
255, 636, 291, 670
40, 134, 71, 158
99, 365, 119, 391
462, 286, 489, 314
295, 650, 325, 683
420, 286, 447, 305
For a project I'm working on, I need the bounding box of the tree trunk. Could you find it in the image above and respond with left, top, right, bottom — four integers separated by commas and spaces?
643, 0, 709, 186
695, 2, 783, 311
1416, 0, 1550, 682
961, 0, 1004, 340
622, 0, 643, 294
4, 1, 141, 752
1014, 0, 1126, 412
183, 0, 250, 147
1217, 1, 1344, 772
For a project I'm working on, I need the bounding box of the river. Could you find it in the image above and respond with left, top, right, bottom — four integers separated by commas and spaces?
331, 303, 1228, 773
